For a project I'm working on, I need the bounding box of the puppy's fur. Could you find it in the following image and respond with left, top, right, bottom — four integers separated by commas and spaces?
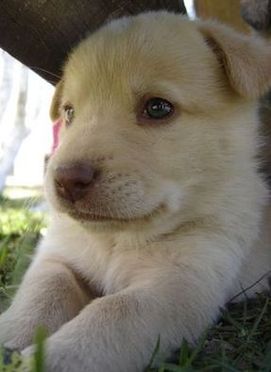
0, 12, 271, 372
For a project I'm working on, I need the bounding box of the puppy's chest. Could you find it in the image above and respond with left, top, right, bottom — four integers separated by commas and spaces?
69, 241, 157, 295
41, 220, 180, 295
43, 231, 163, 295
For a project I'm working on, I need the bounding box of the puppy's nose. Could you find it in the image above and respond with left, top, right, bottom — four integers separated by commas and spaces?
54, 163, 97, 202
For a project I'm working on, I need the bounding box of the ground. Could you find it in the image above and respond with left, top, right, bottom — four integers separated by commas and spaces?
0, 190, 270, 372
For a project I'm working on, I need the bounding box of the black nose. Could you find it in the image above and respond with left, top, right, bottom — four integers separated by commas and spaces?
54, 163, 97, 202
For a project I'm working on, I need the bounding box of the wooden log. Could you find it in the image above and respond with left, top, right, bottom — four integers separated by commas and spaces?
0, 0, 186, 84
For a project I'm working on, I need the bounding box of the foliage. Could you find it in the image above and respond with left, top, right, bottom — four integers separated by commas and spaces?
0, 195, 45, 312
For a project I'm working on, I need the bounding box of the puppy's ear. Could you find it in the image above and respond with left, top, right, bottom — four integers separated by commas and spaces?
199, 22, 271, 98
50, 80, 64, 121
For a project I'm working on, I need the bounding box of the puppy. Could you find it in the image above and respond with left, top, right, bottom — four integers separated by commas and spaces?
0, 11, 271, 372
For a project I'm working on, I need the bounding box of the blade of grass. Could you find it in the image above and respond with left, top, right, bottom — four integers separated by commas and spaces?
247, 297, 269, 341
32, 327, 47, 372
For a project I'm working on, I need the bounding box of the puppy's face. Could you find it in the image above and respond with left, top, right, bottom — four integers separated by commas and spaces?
46, 12, 271, 233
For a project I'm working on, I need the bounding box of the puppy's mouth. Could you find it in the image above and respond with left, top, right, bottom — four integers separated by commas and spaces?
69, 210, 128, 222
48, 167, 170, 225
66, 203, 166, 224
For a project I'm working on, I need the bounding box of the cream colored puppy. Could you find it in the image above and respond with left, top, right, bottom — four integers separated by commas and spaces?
0, 11, 271, 372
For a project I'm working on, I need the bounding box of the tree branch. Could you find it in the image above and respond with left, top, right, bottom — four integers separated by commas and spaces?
0, 0, 186, 84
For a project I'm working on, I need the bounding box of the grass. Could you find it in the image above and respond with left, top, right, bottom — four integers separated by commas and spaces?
148, 295, 271, 371
0, 194, 46, 313
0, 192, 47, 371
0, 193, 270, 371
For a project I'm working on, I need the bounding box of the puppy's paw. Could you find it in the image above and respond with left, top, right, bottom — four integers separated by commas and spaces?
0, 312, 36, 351
23, 341, 86, 372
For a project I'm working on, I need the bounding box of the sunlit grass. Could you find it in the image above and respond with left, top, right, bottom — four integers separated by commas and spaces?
0, 194, 46, 311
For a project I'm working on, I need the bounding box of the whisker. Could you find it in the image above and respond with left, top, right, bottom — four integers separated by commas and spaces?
28, 66, 61, 80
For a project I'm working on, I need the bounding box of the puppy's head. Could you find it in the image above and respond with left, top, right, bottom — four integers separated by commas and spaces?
46, 12, 271, 234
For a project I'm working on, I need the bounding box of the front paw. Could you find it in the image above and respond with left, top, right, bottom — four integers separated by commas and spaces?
0, 312, 36, 351
23, 341, 86, 372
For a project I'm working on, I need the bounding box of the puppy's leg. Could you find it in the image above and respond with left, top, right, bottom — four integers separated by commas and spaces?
0, 257, 91, 350
23, 234, 242, 372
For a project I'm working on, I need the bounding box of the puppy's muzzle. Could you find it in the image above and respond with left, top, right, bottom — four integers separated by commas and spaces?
54, 163, 99, 202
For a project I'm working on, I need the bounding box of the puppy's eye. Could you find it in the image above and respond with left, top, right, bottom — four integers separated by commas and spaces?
63, 104, 74, 126
143, 97, 174, 120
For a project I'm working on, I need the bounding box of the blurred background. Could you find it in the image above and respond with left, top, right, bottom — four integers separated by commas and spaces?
0, 53, 53, 197
0, 52, 53, 310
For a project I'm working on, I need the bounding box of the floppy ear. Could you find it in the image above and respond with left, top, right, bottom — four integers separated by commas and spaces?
199, 22, 271, 98
50, 80, 64, 121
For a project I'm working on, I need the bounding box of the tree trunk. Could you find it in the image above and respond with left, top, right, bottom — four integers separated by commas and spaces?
0, 0, 186, 84
0, 65, 29, 192
0, 52, 14, 125
240, 1, 271, 185
194, 0, 249, 32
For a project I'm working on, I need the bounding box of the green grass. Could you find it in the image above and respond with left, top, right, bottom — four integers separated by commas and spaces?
0, 193, 46, 371
0, 194, 46, 313
0, 193, 270, 371
147, 295, 271, 371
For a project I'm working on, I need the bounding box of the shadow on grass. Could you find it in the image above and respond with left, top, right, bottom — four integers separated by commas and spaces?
146, 295, 271, 371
